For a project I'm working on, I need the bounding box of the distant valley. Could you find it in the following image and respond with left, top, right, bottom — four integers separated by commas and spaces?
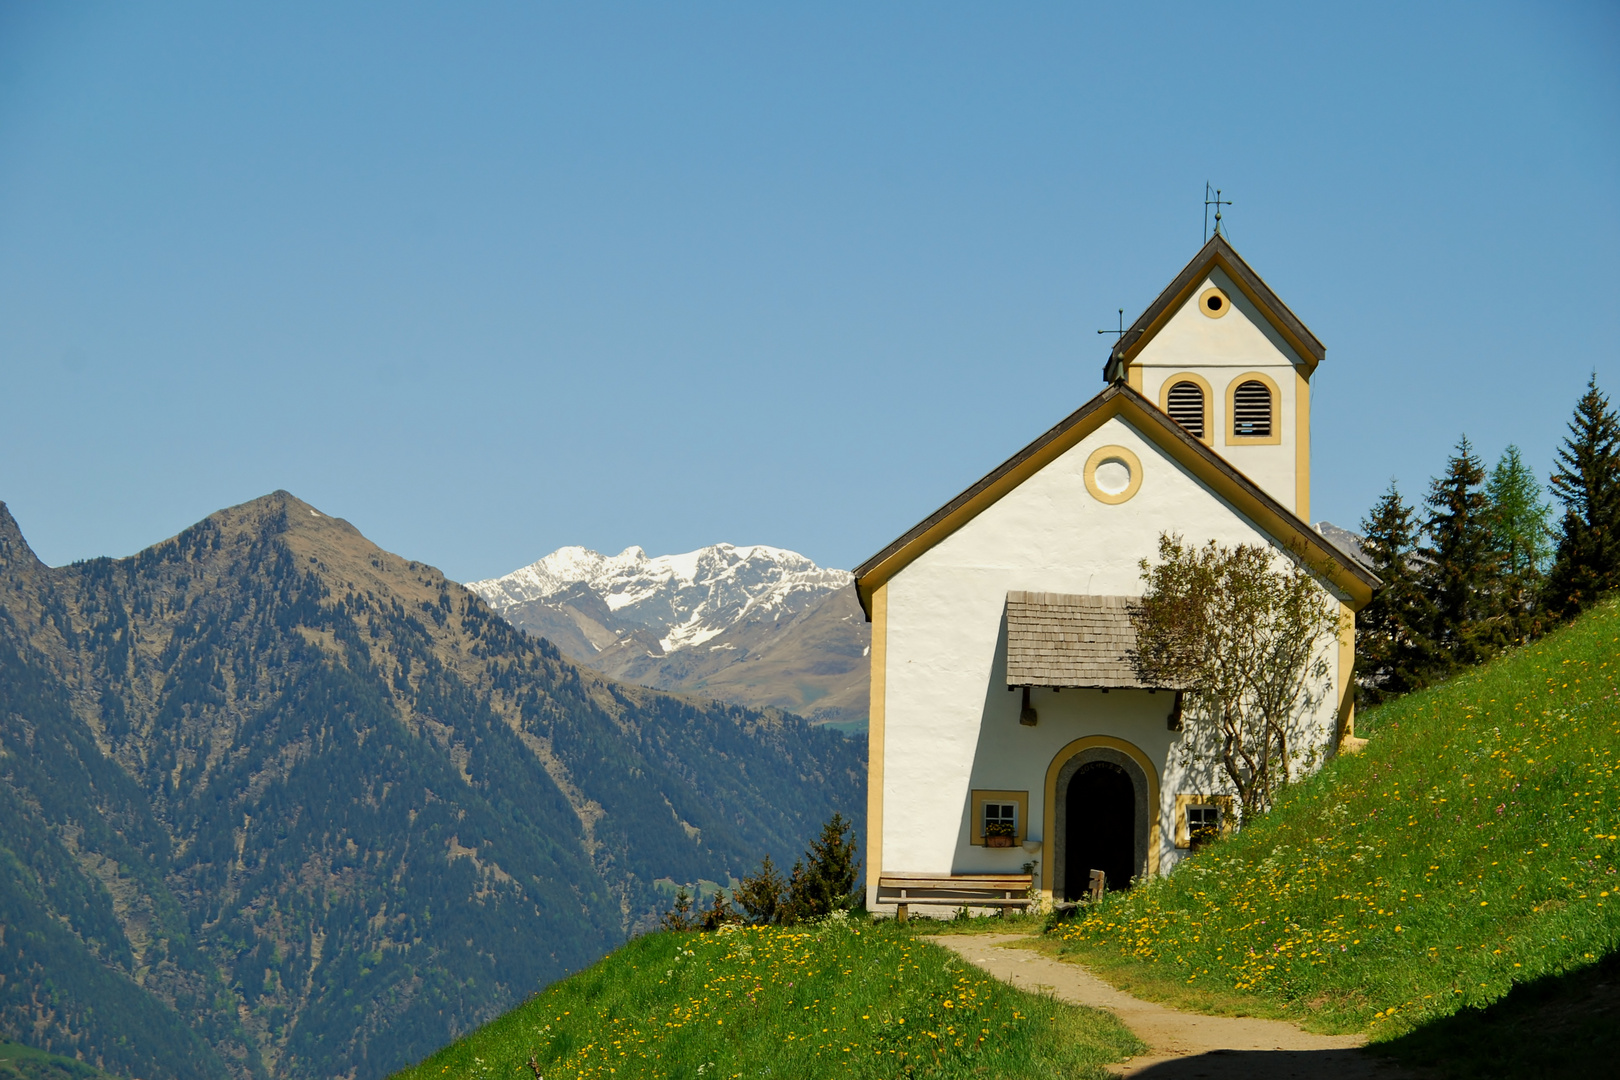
467, 544, 871, 732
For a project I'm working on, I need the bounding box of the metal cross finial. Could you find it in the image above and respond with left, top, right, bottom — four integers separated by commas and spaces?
1097, 309, 1128, 341
1204, 182, 1233, 241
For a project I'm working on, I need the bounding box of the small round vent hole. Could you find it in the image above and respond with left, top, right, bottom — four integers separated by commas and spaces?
1198, 286, 1230, 318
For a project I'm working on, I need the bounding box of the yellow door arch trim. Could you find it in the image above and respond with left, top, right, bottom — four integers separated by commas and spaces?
1042, 735, 1161, 900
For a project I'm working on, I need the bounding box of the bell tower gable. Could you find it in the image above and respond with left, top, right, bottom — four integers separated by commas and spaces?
1103, 236, 1321, 518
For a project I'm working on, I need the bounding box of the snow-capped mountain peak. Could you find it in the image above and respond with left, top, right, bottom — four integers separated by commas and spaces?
466, 543, 852, 656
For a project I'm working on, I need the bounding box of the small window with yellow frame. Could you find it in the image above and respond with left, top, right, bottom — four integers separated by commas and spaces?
970, 789, 1028, 847
1174, 794, 1236, 850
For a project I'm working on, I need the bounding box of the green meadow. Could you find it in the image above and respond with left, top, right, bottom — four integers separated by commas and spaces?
0, 1041, 120, 1080
393, 602, 1620, 1080
1049, 598, 1620, 1075
390, 919, 1141, 1080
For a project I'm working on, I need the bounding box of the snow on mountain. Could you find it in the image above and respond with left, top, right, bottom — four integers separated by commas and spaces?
466, 543, 853, 656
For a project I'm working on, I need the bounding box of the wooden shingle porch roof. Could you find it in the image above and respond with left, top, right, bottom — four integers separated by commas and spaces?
1005, 592, 1180, 691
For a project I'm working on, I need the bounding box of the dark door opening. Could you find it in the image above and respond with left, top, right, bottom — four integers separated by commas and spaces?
1065, 761, 1136, 898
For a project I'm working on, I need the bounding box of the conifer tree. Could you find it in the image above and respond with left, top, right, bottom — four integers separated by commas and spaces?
660, 887, 696, 932
1544, 376, 1620, 619
1484, 444, 1552, 638
1421, 436, 1500, 671
699, 887, 736, 931
732, 855, 787, 926
1356, 481, 1434, 701
783, 813, 860, 922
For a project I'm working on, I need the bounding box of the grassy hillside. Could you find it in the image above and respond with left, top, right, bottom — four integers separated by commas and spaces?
392, 921, 1142, 1080
0, 1042, 125, 1080
1049, 598, 1620, 1073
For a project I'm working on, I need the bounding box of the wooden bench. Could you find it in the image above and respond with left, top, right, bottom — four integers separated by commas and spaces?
876, 873, 1035, 922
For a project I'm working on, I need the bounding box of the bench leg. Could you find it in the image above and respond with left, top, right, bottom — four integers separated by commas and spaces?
897, 902, 909, 923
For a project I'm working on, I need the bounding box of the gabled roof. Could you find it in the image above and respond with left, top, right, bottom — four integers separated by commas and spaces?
1102, 234, 1326, 383
852, 383, 1379, 616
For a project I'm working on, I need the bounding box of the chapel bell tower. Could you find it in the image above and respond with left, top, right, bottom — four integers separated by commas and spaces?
1102, 234, 1321, 519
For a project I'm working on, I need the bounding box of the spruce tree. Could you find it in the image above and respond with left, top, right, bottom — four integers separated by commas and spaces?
1421, 436, 1499, 671
783, 812, 860, 922
1544, 376, 1620, 619
1356, 481, 1434, 701
699, 887, 736, 931
732, 855, 787, 926
660, 887, 696, 932
1484, 444, 1552, 639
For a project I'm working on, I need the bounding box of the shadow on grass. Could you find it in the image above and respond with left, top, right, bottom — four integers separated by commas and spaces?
1370, 948, 1620, 1080
1130, 1047, 1402, 1078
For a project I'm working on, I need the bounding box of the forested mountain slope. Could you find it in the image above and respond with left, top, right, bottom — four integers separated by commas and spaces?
0, 493, 863, 1080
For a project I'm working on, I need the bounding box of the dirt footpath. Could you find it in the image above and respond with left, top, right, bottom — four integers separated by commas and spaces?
927, 934, 1421, 1079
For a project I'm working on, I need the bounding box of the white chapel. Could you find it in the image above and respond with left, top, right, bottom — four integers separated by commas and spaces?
854, 234, 1379, 913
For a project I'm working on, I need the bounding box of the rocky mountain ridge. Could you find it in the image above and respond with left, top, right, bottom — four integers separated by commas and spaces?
468, 544, 870, 730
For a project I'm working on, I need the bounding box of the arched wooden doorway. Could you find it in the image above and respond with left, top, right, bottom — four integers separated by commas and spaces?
1043, 737, 1160, 901
1065, 761, 1135, 896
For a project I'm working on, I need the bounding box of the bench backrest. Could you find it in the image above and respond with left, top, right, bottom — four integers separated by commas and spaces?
877, 874, 1033, 891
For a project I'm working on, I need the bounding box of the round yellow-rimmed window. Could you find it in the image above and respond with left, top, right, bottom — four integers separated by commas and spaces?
1084, 445, 1143, 505
1198, 286, 1230, 318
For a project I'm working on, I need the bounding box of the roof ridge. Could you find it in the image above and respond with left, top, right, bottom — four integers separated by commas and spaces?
852, 382, 1378, 615
1103, 234, 1325, 382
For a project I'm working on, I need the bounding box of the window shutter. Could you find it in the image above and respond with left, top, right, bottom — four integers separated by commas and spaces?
1232, 380, 1272, 437
1166, 381, 1205, 438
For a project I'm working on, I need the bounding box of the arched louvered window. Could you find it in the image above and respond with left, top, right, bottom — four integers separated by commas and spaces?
1165, 381, 1206, 439
1231, 380, 1273, 438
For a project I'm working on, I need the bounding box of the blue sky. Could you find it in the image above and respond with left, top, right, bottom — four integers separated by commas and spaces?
2, 2, 1616, 580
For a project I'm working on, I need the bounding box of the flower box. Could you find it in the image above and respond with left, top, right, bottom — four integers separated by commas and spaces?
986, 835, 1014, 848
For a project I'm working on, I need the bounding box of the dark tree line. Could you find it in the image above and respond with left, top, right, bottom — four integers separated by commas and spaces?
1356, 375, 1620, 701
661, 812, 861, 931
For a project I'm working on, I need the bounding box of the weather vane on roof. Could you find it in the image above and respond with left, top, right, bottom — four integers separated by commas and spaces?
1096, 309, 1128, 341
1204, 182, 1232, 241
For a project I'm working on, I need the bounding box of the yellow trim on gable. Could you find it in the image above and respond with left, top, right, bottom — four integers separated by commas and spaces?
856, 398, 1133, 607
867, 584, 887, 889
854, 393, 1373, 612
1117, 252, 1322, 377
1127, 363, 1143, 392
1295, 370, 1311, 520
1041, 735, 1160, 901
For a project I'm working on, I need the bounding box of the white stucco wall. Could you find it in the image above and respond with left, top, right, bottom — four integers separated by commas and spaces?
871, 413, 1345, 907
1134, 266, 1306, 515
